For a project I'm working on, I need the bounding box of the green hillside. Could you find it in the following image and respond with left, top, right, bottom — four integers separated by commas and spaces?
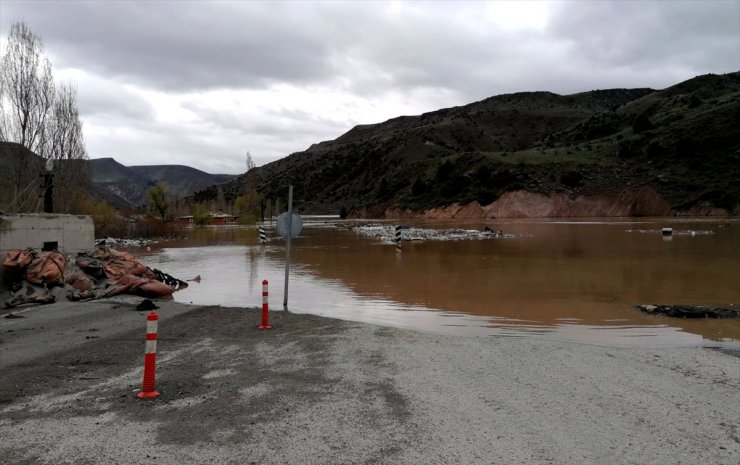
212, 72, 738, 217
129, 165, 235, 201
90, 159, 237, 207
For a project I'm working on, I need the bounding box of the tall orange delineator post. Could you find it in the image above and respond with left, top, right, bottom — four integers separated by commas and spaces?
258, 279, 272, 329
137, 311, 161, 399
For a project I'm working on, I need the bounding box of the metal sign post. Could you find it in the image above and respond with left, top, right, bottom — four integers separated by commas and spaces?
276, 185, 302, 310
283, 185, 293, 309
43, 158, 54, 213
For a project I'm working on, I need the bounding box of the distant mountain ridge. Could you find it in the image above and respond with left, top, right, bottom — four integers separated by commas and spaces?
203, 71, 740, 217
90, 158, 236, 208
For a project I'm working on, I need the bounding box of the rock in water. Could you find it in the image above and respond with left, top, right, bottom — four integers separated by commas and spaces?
637, 304, 739, 319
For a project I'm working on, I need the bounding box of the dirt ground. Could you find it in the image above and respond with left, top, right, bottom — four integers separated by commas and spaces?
1, 298, 739, 464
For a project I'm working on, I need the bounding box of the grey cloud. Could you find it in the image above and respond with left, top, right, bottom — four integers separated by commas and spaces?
75, 82, 155, 120
180, 101, 350, 146
4, 0, 737, 99
547, 1, 740, 72
87, 119, 248, 174
2, 0, 738, 173
2, 1, 336, 92
86, 101, 341, 173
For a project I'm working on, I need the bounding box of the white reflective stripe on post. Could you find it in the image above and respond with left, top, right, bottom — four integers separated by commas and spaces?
145, 340, 157, 354
263, 281, 268, 305
147, 320, 158, 334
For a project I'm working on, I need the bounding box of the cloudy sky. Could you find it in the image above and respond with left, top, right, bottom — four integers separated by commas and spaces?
1, 0, 738, 174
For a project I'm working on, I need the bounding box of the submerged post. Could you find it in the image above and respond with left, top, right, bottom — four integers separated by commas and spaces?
395, 225, 402, 253
283, 185, 293, 309
259, 225, 266, 244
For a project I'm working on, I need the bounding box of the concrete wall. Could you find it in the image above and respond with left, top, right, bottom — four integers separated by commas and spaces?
0, 213, 95, 255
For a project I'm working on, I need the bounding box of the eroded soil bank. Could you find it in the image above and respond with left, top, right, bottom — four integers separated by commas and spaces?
368, 187, 732, 219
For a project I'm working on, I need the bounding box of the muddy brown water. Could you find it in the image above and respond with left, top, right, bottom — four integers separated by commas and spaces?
138, 217, 740, 349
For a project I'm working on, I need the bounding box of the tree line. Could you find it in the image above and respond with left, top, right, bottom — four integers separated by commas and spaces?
0, 21, 88, 213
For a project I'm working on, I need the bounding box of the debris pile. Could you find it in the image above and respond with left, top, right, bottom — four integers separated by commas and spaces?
94, 237, 157, 248
350, 224, 522, 242
2, 247, 187, 309
625, 228, 715, 236
637, 304, 739, 319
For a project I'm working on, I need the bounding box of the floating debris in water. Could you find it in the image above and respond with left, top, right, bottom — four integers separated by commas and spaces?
625, 229, 715, 236
350, 224, 524, 242
95, 237, 158, 248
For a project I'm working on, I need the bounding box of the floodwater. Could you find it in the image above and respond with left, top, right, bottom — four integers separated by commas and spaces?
138, 217, 740, 349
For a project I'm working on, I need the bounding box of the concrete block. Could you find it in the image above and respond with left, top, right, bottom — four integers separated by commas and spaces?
0, 213, 94, 255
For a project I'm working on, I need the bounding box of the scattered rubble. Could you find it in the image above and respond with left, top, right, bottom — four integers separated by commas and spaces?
94, 237, 158, 248
625, 228, 715, 236
637, 304, 739, 319
2, 246, 186, 309
348, 224, 524, 242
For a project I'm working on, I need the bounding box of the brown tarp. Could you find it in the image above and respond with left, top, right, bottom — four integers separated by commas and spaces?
25, 252, 65, 286
3, 246, 183, 308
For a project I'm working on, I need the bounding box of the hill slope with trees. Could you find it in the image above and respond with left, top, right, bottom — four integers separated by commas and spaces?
89, 158, 236, 208
206, 72, 739, 217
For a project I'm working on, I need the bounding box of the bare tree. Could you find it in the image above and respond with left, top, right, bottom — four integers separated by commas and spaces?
242, 150, 262, 222
0, 22, 90, 213
0, 21, 54, 152
0, 22, 56, 209
245, 150, 256, 172
45, 82, 89, 212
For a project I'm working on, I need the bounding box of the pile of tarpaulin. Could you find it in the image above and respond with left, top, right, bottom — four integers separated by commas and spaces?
3, 246, 187, 308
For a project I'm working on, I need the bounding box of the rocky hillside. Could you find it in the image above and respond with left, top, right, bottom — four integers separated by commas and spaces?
206, 72, 740, 217
90, 158, 236, 208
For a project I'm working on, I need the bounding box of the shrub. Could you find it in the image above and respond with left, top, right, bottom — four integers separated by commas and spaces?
674, 138, 695, 159
632, 113, 654, 133
560, 170, 584, 188
237, 214, 257, 225
436, 160, 454, 182
192, 204, 210, 226
77, 199, 127, 239
411, 178, 429, 196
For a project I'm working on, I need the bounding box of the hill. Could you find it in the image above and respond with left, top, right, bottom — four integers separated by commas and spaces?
0, 142, 45, 212
205, 72, 739, 217
90, 158, 236, 207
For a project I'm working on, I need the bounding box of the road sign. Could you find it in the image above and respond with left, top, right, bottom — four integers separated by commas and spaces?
277, 212, 302, 239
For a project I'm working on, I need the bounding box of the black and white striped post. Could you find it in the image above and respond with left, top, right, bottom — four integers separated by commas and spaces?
259, 225, 266, 244
395, 225, 402, 253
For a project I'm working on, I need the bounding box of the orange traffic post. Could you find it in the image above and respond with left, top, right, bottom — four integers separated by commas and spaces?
137, 311, 161, 399
258, 279, 272, 329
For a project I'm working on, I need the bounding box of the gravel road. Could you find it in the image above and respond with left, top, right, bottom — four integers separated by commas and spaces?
1, 298, 738, 464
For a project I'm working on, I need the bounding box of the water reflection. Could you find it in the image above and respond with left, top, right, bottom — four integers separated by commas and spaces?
139, 219, 740, 349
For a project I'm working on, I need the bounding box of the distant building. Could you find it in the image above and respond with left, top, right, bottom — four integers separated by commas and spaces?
178, 212, 237, 226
